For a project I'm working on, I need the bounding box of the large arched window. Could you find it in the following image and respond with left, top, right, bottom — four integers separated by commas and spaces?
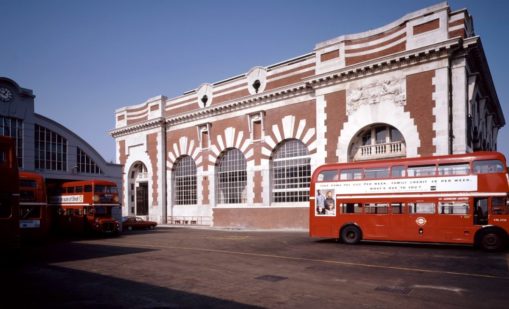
216, 148, 247, 204
173, 155, 197, 205
271, 139, 311, 203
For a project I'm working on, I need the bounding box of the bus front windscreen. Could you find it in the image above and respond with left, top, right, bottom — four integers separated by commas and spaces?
94, 185, 118, 194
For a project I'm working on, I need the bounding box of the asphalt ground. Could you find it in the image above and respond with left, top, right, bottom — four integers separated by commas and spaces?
2, 226, 509, 308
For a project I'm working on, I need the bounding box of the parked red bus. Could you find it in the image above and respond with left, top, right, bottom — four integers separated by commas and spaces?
19, 171, 50, 241
49, 180, 121, 234
309, 152, 509, 251
0, 136, 20, 249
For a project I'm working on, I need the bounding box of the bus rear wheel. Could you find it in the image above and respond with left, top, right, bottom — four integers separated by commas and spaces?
341, 226, 361, 244
479, 231, 506, 252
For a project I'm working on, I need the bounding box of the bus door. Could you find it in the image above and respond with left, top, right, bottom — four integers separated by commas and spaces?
404, 200, 439, 242
388, 202, 408, 241
473, 197, 488, 226
361, 201, 390, 239
437, 198, 473, 243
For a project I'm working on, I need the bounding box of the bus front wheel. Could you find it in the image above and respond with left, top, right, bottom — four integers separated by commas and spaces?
341, 225, 361, 244
479, 231, 506, 252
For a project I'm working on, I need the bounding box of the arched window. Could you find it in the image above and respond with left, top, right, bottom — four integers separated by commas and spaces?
128, 161, 149, 216
173, 156, 197, 205
271, 139, 311, 203
350, 124, 405, 161
216, 148, 247, 204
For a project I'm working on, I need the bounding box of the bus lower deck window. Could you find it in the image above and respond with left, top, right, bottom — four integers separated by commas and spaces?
408, 202, 435, 214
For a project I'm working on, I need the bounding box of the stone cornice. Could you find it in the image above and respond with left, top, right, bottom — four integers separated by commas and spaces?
166, 83, 312, 126
110, 117, 165, 138
307, 37, 465, 90
112, 37, 471, 131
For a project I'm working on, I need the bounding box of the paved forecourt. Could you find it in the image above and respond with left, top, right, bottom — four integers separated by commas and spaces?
3, 227, 509, 308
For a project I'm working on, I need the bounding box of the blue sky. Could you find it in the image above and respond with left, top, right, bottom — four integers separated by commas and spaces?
2, 0, 509, 162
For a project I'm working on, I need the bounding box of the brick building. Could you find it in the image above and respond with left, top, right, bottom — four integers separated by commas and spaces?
110, 3, 505, 229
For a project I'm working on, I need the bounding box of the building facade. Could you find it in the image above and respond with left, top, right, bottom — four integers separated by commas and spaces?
0, 77, 121, 185
110, 3, 505, 229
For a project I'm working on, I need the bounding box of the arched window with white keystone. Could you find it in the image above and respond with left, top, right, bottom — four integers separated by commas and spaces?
271, 139, 311, 203
172, 155, 197, 205
216, 148, 247, 204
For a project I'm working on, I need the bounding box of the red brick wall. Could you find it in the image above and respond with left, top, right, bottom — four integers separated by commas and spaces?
346, 42, 406, 66
321, 50, 340, 62
213, 207, 308, 229
413, 19, 440, 35
324, 91, 347, 163
405, 70, 436, 156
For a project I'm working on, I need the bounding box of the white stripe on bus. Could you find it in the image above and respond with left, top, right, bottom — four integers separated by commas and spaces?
334, 192, 507, 199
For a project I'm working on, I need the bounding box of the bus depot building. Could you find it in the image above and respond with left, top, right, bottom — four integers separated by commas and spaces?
0, 77, 121, 186
110, 3, 505, 230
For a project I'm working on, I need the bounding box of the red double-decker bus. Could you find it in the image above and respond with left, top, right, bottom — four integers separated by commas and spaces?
309, 152, 509, 251
0, 136, 20, 249
19, 171, 50, 241
50, 180, 121, 234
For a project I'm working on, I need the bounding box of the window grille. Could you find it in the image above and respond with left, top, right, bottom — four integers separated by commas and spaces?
216, 148, 247, 204
272, 139, 310, 203
34, 124, 67, 171
173, 156, 197, 205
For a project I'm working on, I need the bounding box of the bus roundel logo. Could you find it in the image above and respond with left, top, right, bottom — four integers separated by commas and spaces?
416, 217, 427, 226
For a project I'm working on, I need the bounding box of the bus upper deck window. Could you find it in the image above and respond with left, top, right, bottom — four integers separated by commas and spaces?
407, 165, 436, 177
317, 170, 338, 182
340, 169, 363, 180
391, 165, 405, 177
364, 167, 389, 179
67, 187, 75, 193
84, 185, 92, 192
473, 160, 505, 174
75, 186, 83, 193
438, 163, 470, 175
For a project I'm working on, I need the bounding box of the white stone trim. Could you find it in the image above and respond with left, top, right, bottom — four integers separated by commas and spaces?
346, 37, 406, 57
451, 57, 468, 154
345, 28, 406, 50
432, 67, 449, 155
449, 24, 465, 32
268, 68, 314, 83
315, 95, 327, 165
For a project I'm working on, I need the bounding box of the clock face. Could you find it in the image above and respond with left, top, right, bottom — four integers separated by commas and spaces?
0, 88, 13, 102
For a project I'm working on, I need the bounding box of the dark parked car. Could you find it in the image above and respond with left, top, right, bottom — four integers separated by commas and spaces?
122, 216, 157, 231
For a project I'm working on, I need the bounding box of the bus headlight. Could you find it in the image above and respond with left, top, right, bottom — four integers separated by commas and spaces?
114, 196, 119, 203
93, 195, 100, 202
